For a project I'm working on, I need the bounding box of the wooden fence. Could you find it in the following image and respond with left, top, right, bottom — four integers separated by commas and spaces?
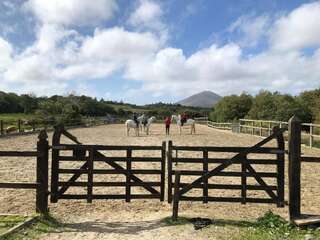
0, 117, 108, 137
287, 116, 320, 226
0, 130, 49, 214
203, 118, 320, 148
50, 126, 166, 202
169, 127, 286, 220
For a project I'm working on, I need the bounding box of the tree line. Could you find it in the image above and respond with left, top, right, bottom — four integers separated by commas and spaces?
0, 91, 209, 124
210, 89, 320, 123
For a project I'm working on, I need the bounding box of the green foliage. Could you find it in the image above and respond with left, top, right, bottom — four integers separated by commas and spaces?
234, 211, 320, 240
2, 214, 63, 240
211, 89, 320, 123
211, 93, 252, 122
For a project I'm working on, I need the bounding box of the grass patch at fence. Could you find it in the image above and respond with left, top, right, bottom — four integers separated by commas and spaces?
1, 214, 63, 240
0, 215, 28, 235
233, 211, 320, 240
165, 212, 320, 240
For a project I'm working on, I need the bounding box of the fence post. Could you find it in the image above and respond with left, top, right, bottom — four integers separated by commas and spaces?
126, 149, 132, 202
259, 121, 262, 136
310, 125, 313, 148
274, 126, 285, 207
268, 122, 271, 136
50, 125, 62, 203
36, 130, 49, 214
241, 153, 247, 204
167, 140, 173, 203
0, 120, 3, 135
251, 121, 254, 135
18, 119, 21, 133
172, 170, 181, 221
160, 141, 166, 201
203, 150, 208, 203
288, 116, 301, 220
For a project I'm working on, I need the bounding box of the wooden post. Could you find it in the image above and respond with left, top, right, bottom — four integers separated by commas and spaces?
50, 125, 62, 203
203, 150, 208, 203
268, 122, 271, 136
251, 121, 254, 135
274, 126, 285, 207
259, 121, 262, 136
167, 140, 173, 203
0, 120, 3, 135
172, 171, 181, 221
160, 141, 166, 201
87, 148, 94, 203
126, 149, 132, 202
288, 116, 301, 220
32, 121, 36, 132
241, 153, 247, 204
36, 130, 49, 214
18, 119, 21, 133
310, 125, 313, 148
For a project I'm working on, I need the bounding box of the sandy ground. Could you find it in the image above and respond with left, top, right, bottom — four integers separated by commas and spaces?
0, 123, 320, 240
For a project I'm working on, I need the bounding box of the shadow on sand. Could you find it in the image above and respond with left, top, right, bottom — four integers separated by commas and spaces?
58, 217, 255, 235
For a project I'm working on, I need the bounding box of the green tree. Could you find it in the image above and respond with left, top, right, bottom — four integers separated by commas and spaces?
211, 93, 252, 122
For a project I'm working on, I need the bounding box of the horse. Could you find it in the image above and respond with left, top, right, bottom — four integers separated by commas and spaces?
171, 114, 196, 134
138, 114, 148, 131
145, 116, 156, 135
125, 118, 140, 136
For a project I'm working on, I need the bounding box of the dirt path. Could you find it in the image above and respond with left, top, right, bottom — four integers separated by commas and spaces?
1, 124, 319, 239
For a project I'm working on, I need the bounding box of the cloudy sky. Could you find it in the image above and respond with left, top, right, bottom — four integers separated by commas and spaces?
0, 0, 320, 104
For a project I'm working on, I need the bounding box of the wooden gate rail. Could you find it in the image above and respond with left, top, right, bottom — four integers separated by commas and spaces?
50, 125, 166, 202
170, 127, 285, 220
0, 130, 49, 214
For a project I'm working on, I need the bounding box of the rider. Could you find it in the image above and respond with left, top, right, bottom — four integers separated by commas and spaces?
133, 112, 139, 127
181, 112, 187, 126
164, 115, 171, 135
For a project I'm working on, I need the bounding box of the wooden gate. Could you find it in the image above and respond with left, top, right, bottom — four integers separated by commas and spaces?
168, 127, 286, 220
50, 126, 166, 202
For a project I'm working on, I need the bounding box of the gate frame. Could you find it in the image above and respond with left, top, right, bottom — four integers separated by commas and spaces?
50, 125, 166, 202
169, 127, 286, 220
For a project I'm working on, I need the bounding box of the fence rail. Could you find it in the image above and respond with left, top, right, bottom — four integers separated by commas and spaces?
0, 117, 110, 137
204, 118, 320, 148
0, 130, 49, 214
50, 126, 166, 203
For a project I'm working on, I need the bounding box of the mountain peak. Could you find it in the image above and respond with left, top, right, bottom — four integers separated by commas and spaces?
177, 91, 221, 108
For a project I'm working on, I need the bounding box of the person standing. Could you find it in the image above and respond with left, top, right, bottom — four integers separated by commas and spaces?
165, 116, 171, 135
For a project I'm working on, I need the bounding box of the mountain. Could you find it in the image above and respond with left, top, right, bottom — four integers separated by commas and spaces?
177, 91, 222, 108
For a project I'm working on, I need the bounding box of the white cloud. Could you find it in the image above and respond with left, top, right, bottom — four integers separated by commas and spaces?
0, 37, 13, 71
228, 14, 271, 47
129, 0, 162, 26
24, 0, 118, 26
80, 27, 159, 63
1, 0, 320, 102
270, 1, 320, 51
128, 0, 168, 44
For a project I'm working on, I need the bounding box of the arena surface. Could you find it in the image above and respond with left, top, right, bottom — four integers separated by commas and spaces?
0, 123, 319, 239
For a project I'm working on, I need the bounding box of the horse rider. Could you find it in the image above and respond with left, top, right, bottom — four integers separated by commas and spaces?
181, 112, 187, 126
133, 112, 139, 128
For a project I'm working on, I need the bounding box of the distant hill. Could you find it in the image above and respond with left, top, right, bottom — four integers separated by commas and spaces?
177, 91, 222, 108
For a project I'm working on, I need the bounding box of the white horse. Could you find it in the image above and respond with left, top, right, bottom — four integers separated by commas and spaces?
171, 114, 196, 134
145, 116, 156, 135
138, 114, 148, 131
125, 117, 140, 136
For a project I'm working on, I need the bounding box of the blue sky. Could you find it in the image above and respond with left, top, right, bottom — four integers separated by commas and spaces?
0, 0, 320, 105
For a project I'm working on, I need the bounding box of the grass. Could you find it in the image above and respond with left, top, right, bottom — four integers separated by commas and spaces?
0, 114, 36, 122
1, 214, 63, 240
0, 215, 28, 235
166, 211, 320, 240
